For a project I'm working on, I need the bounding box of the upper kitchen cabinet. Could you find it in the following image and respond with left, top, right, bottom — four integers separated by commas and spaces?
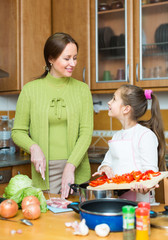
91, 0, 134, 91
134, 0, 168, 89
0, 0, 51, 94
52, 0, 91, 85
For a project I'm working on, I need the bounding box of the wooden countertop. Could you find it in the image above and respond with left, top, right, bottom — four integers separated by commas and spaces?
0, 194, 168, 240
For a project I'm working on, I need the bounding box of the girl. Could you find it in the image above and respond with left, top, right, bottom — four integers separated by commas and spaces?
94, 84, 166, 203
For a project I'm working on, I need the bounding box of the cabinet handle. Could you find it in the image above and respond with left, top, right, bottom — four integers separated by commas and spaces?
82, 67, 86, 83
0, 175, 4, 181
127, 64, 129, 82
136, 63, 139, 82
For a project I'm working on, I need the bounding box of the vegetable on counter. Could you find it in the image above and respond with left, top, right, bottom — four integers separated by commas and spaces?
21, 196, 40, 209
0, 199, 18, 218
22, 203, 41, 220
22, 196, 41, 220
3, 174, 47, 213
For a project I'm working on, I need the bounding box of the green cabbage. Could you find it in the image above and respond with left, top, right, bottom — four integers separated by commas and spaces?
3, 174, 32, 198
3, 174, 47, 213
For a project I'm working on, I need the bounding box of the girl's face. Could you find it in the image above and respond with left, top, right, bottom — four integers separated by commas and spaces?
49, 43, 78, 78
108, 89, 124, 118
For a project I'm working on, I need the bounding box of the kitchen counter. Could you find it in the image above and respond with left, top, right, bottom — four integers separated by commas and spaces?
0, 194, 168, 240
0, 153, 30, 168
0, 152, 103, 166
0, 153, 168, 166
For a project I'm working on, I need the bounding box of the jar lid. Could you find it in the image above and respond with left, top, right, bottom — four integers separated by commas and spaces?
138, 202, 150, 209
136, 207, 149, 216
122, 205, 135, 214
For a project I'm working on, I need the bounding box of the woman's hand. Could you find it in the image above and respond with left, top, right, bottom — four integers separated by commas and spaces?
61, 163, 76, 199
131, 183, 159, 194
30, 144, 46, 179
92, 165, 114, 179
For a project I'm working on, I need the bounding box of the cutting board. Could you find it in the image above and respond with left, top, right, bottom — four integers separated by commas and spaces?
87, 171, 168, 190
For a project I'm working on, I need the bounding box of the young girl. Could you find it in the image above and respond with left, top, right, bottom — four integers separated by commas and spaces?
94, 84, 166, 203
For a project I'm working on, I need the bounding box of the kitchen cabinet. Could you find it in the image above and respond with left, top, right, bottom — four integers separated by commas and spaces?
0, 0, 51, 94
91, 0, 168, 92
134, 0, 168, 88
52, 0, 91, 86
0, 164, 31, 195
91, 0, 134, 91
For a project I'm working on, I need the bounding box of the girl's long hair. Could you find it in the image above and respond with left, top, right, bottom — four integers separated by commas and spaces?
119, 84, 166, 171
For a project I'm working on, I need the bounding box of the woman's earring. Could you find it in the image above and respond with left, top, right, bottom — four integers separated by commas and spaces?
50, 63, 53, 67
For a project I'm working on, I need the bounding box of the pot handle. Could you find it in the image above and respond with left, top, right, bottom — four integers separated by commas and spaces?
69, 184, 79, 193
67, 202, 80, 214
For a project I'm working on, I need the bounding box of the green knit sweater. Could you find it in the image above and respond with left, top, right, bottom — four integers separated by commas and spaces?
12, 73, 93, 190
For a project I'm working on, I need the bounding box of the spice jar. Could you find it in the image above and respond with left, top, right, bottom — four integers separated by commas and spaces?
138, 202, 150, 235
135, 207, 149, 240
122, 205, 135, 240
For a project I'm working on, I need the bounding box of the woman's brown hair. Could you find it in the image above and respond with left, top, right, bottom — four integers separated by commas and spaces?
37, 32, 78, 79
119, 84, 166, 171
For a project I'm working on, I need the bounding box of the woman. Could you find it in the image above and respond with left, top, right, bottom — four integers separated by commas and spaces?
93, 84, 166, 203
12, 32, 93, 198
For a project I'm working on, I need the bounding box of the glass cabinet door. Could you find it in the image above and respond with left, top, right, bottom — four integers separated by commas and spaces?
136, 0, 168, 87
92, 0, 132, 90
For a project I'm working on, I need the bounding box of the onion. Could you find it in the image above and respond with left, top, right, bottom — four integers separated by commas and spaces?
21, 196, 40, 209
0, 199, 18, 218
22, 203, 41, 220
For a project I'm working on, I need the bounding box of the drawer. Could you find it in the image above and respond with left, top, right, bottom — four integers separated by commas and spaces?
0, 169, 12, 184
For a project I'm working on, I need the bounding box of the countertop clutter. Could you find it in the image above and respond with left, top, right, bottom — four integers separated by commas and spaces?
0, 153, 30, 168
0, 194, 168, 240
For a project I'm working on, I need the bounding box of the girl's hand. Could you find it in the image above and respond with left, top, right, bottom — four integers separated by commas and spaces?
131, 183, 159, 194
30, 144, 46, 179
92, 165, 114, 179
61, 163, 75, 199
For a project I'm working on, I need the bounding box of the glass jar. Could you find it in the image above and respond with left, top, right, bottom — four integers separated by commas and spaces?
0, 115, 11, 150
135, 207, 149, 240
122, 205, 135, 240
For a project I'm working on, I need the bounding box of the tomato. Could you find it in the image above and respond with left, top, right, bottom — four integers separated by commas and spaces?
22, 203, 41, 220
21, 196, 40, 209
0, 199, 18, 218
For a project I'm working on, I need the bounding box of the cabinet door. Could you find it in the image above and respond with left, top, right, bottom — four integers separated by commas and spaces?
20, 0, 51, 88
134, 0, 168, 88
12, 164, 31, 178
91, 0, 134, 91
0, 0, 20, 92
0, 0, 51, 93
52, 0, 90, 85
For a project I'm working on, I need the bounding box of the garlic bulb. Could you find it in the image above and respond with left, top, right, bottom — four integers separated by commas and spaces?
95, 223, 110, 237
73, 219, 89, 236
65, 219, 89, 236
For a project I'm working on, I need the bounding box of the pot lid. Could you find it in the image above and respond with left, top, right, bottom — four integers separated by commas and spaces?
151, 215, 168, 230
150, 206, 168, 229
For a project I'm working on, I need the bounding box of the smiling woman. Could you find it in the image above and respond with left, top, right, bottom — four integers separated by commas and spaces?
11, 32, 93, 199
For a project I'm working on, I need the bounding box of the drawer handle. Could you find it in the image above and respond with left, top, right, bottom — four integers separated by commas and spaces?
0, 175, 4, 181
